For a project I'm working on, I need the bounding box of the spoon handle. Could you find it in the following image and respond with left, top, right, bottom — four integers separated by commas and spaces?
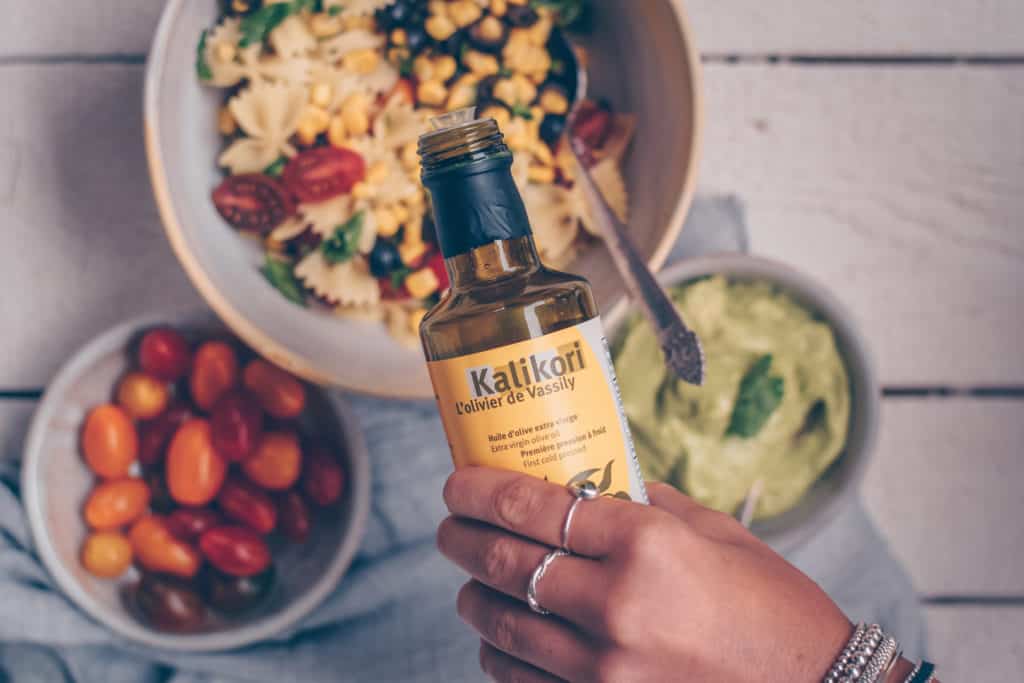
569, 138, 705, 386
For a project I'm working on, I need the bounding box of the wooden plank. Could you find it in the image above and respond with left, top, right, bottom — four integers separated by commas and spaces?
2, 1, 1024, 59
0, 64, 204, 388
700, 64, 1024, 385
686, 0, 1024, 56
925, 606, 1024, 678
863, 399, 1024, 595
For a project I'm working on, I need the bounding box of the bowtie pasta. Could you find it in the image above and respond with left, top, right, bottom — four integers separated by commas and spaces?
198, 0, 634, 347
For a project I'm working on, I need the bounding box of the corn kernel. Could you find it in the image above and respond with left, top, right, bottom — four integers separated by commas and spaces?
399, 241, 428, 268
310, 82, 333, 108
513, 74, 537, 103
375, 207, 400, 237
393, 202, 411, 224
434, 55, 458, 82
417, 79, 448, 107
343, 48, 381, 74
296, 123, 319, 146
530, 105, 545, 121
464, 50, 500, 76
400, 141, 420, 172
327, 115, 348, 148
493, 78, 517, 106
299, 104, 331, 133
341, 14, 375, 30
391, 28, 408, 46
527, 165, 556, 184
408, 308, 427, 333
528, 15, 554, 46
478, 15, 505, 42
366, 161, 390, 185
214, 42, 236, 63
480, 105, 511, 130
413, 55, 435, 82
425, 14, 457, 42
340, 93, 370, 136
428, 0, 449, 17
232, 0, 250, 12
351, 181, 372, 199
446, 75, 479, 111
264, 234, 284, 253
309, 13, 343, 38
218, 106, 237, 136
490, 0, 507, 17
448, 0, 483, 28
405, 266, 440, 299
531, 140, 554, 166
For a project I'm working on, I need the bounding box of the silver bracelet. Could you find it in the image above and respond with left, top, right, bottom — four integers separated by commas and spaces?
823, 624, 901, 683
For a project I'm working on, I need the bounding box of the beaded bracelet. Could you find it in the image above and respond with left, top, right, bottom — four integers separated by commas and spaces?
823, 623, 901, 683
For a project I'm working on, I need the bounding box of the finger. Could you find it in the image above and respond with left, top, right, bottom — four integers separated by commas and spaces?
438, 517, 606, 625
443, 467, 643, 557
479, 642, 565, 683
647, 481, 749, 542
460, 581, 596, 683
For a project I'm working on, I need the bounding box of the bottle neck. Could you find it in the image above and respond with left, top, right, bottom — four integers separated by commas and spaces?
446, 236, 542, 290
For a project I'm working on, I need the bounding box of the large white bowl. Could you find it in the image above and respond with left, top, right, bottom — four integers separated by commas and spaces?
144, 0, 703, 398
21, 311, 371, 652
604, 255, 881, 554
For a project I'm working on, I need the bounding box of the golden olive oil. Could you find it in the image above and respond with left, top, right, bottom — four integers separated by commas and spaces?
418, 115, 647, 502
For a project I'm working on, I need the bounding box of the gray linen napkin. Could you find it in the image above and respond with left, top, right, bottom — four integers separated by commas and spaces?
0, 197, 924, 682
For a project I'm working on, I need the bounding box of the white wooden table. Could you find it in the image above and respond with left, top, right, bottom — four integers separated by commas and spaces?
2, 1, 1023, 678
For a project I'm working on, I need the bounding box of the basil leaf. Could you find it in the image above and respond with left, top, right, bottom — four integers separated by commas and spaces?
530, 0, 586, 27
239, 2, 293, 47
390, 266, 412, 290
321, 211, 365, 265
196, 30, 213, 81
261, 257, 307, 307
511, 103, 533, 120
328, 5, 344, 16
726, 355, 785, 438
263, 156, 287, 177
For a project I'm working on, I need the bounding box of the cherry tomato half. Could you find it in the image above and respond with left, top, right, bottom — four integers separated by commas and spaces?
302, 446, 345, 507
138, 402, 192, 467
116, 372, 170, 420
81, 531, 133, 579
130, 515, 202, 579
212, 173, 296, 234
84, 478, 151, 530
138, 327, 191, 381
199, 526, 271, 577
166, 419, 228, 506
82, 404, 138, 479
217, 476, 277, 534
210, 391, 264, 462
242, 360, 306, 419
166, 507, 223, 542
243, 431, 303, 491
189, 341, 239, 412
277, 490, 312, 543
282, 147, 365, 203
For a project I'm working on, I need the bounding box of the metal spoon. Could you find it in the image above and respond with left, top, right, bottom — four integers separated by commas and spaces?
555, 32, 705, 385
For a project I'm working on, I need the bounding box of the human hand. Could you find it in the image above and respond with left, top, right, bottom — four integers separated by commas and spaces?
437, 467, 853, 682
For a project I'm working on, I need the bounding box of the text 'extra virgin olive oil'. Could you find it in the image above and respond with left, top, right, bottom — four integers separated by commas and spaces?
417, 110, 648, 503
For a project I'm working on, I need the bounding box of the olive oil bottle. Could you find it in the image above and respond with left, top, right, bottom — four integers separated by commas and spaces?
418, 113, 648, 503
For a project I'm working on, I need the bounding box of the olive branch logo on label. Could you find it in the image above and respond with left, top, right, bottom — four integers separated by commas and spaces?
563, 460, 631, 501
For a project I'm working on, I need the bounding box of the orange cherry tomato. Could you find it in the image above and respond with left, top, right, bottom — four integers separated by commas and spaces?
242, 431, 302, 490
242, 360, 306, 419
189, 341, 239, 412
81, 531, 133, 578
129, 515, 202, 578
166, 419, 227, 506
116, 372, 170, 420
83, 478, 151, 530
82, 404, 138, 478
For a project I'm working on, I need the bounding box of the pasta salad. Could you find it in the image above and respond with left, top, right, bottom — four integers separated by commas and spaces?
197, 0, 634, 346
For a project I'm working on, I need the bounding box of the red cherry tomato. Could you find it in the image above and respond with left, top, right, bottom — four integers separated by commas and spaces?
282, 147, 365, 203
166, 507, 223, 541
165, 419, 228, 506
138, 402, 192, 467
212, 174, 296, 234
199, 526, 272, 577
210, 391, 264, 462
277, 490, 312, 543
302, 447, 345, 507
572, 101, 614, 152
189, 341, 239, 412
138, 327, 191, 381
217, 476, 277, 534
241, 360, 306, 420
426, 251, 450, 292
243, 431, 303, 491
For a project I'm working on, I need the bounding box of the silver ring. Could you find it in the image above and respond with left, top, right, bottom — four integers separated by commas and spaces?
527, 549, 568, 615
561, 481, 599, 552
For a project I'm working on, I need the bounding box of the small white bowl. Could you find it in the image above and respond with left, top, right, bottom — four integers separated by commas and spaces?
21, 311, 371, 652
143, 0, 703, 398
604, 255, 880, 553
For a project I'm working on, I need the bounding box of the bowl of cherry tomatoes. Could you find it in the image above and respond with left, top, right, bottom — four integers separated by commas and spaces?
21, 311, 370, 651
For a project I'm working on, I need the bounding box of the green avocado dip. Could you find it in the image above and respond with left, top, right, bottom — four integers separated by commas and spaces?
612, 276, 851, 520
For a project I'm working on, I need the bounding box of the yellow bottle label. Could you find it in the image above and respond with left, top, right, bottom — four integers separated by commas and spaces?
428, 317, 648, 503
